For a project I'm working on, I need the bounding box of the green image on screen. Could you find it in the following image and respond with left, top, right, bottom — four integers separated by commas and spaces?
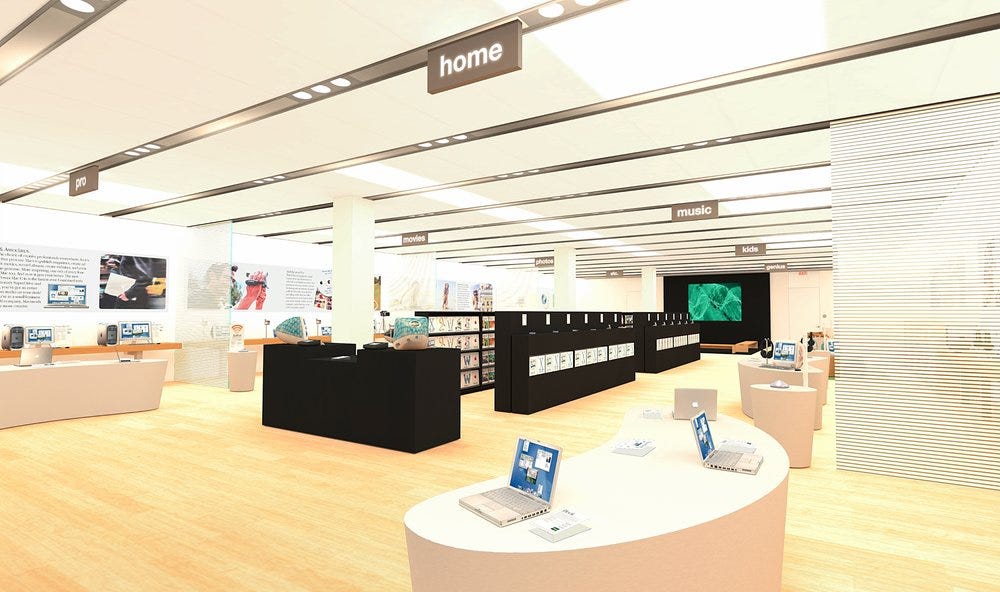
688, 283, 742, 321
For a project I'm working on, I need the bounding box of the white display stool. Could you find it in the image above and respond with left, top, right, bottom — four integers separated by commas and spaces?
750, 384, 817, 468
227, 350, 258, 392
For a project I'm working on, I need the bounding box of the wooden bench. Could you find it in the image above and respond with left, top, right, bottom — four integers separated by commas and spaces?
701, 341, 759, 354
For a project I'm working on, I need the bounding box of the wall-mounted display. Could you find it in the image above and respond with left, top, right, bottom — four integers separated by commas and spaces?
687, 282, 743, 321
100, 254, 168, 310
461, 352, 480, 370
574, 350, 586, 367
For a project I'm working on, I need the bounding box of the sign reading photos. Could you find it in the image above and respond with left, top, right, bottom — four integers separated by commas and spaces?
529, 343, 634, 376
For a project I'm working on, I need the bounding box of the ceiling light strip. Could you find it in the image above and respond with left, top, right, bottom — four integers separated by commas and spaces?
0, 0, 129, 88
59, 13, 995, 216
370, 217, 830, 252
0, 0, 629, 205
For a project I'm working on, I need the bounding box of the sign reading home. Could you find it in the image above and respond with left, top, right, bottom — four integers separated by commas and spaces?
427, 20, 522, 94
534, 257, 554, 268
68, 166, 99, 197
735, 243, 767, 257
765, 262, 788, 271
401, 232, 429, 246
671, 200, 718, 222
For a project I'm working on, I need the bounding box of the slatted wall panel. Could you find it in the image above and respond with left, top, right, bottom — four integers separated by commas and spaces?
173, 223, 231, 388
831, 96, 1000, 490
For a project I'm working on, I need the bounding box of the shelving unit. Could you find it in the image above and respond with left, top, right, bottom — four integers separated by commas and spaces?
415, 311, 495, 393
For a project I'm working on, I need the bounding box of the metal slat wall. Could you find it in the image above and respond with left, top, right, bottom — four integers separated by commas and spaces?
831, 96, 1000, 490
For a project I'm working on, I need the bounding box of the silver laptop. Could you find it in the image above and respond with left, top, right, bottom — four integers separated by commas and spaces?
673, 388, 717, 420
17, 345, 53, 367
460, 437, 562, 527
690, 411, 763, 475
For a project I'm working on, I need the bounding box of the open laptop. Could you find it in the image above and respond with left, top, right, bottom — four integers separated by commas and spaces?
673, 388, 717, 420
690, 411, 763, 475
459, 437, 562, 527
17, 345, 53, 367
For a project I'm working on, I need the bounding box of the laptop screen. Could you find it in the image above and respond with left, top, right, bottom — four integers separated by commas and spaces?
772, 341, 797, 367
691, 412, 715, 461
509, 437, 560, 504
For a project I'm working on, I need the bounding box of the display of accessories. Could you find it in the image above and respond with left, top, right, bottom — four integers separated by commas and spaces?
419, 311, 495, 392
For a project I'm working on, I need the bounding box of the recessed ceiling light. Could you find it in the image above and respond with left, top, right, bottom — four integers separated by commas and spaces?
292, 91, 312, 100
452, 134, 468, 140
435, 138, 449, 144
497, 174, 509, 178
331, 78, 352, 87
539, 3, 565, 18
528, 169, 540, 173
575, 0, 599, 5
274, 175, 286, 180
144, 144, 160, 150
693, 141, 709, 146
60, 0, 95, 13
670, 145, 686, 150
715, 137, 733, 143
417, 142, 433, 148
263, 178, 274, 182
253, 180, 264, 184
311, 84, 331, 94
124, 151, 140, 156
513, 171, 524, 176
134, 147, 150, 153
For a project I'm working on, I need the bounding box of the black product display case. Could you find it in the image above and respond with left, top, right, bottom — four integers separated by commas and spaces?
631, 312, 701, 373
494, 311, 638, 414
415, 311, 495, 393
262, 343, 460, 453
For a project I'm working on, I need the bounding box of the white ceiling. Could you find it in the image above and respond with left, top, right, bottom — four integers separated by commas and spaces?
1, 0, 998, 276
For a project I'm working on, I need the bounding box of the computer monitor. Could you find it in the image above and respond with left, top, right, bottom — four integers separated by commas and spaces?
771, 340, 798, 368
508, 437, 560, 504
25, 327, 54, 345
119, 321, 152, 343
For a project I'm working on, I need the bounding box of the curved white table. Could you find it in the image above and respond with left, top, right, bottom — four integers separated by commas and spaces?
0, 360, 167, 429
737, 354, 826, 418
750, 384, 817, 468
405, 410, 789, 592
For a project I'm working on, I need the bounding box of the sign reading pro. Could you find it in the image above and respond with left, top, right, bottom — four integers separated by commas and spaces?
427, 21, 522, 94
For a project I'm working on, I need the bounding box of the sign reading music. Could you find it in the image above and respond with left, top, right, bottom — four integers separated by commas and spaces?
427, 21, 522, 94
671, 200, 719, 222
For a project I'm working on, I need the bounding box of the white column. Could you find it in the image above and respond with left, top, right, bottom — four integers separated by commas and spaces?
641, 266, 658, 311
331, 196, 374, 347
554, 246, 576, 310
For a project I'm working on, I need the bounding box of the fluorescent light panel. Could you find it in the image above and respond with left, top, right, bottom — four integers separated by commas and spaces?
721, 190, 831, 215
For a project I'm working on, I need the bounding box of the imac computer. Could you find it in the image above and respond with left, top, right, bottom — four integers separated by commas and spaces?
25, 327, 54, 346
771, 340, 798, 369
119, 321, 152, 344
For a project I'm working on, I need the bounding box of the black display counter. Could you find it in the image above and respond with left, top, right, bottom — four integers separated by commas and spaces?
640, 322, 701, 373
494, 311, 637, 414
262, 343, 460, 453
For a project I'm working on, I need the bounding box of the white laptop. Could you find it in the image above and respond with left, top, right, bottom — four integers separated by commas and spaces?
690, 411, 763, 475
673, 388, 717, 420
17, 345, 53, 367
460, 437, 562, 527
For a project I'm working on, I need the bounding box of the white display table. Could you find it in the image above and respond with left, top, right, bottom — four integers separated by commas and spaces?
737, 353, 826, 418
404, 410, 790, 592
0, 360, 167, 429
227, 351, 258, 392
750, 384, 817, 468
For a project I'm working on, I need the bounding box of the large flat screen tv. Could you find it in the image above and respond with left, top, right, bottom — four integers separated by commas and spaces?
688, 283, 742, 321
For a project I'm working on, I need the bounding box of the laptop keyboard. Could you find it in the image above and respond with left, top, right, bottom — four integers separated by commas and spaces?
709, 450, 742, 467
483, 488, 545, 514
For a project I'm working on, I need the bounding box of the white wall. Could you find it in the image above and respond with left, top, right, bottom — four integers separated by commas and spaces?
770, 269, 834, 339
576, 277, 664, 312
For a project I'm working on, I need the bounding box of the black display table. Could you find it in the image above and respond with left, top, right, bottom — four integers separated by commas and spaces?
262, 344, 461, 453
638, 321, 701, 373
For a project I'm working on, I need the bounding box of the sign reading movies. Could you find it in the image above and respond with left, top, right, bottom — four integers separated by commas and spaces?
427, 21, 522, 94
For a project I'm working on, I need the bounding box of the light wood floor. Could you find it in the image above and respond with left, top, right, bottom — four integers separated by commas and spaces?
1, 354, 997, 591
